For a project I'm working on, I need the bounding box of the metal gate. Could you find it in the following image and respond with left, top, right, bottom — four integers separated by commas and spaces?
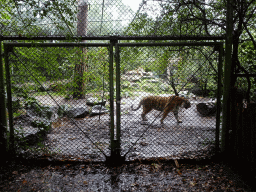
4, 42, 113, 162
4, 41, 223, 162
115, 42, 223, 161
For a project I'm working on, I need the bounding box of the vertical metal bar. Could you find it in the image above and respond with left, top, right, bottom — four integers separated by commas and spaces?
215, 44, 223, 153
115, 42, 121, 151
109, 41, 115, 152
107, 40, 124, 163
4, 44, 14, 153
0, 41, 8, 155
221, 0, 233, 152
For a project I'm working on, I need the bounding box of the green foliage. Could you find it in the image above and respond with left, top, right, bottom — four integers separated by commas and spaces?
31, 120, 51, 131
119, 45, 219, 97
10, 46, 110, 99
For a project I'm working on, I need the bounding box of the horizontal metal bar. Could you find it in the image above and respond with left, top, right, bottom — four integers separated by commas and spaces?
117, 42, 224, 47
236, 74, 256, 77
4, 42, 110, 48
1, 35, 225, 41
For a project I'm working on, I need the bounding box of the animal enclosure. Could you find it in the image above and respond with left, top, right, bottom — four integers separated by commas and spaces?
4, 41, 223, 162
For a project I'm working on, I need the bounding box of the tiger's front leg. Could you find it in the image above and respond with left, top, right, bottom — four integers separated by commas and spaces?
173, 111, 182, 123
141, 113, 147, 121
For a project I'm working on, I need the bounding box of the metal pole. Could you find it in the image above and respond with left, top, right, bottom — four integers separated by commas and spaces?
109, 40, 115, 156
221, 0, 233, 152
107, 39, 124, 164
0, 41, 8, 156
1, 35, 225, 41
115, 43, 121, 146
114, 41, 121, 159
4, 44, 14, 153
216, 44, 224, 153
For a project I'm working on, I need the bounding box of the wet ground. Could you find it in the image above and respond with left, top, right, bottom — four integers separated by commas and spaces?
18, 95, 218, 162
8, 95, 254, 191
0, 160, 253, 191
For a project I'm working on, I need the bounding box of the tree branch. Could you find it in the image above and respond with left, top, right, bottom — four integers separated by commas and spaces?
243, 21, 256, 49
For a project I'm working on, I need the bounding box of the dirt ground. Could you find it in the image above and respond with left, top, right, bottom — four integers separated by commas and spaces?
0, 159, 253, 191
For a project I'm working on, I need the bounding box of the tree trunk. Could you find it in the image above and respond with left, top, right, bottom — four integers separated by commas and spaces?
73, 0, 88, 99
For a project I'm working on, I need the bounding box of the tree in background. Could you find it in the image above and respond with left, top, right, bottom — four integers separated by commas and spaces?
124, 0, 255, 98
73, 0, 89, 99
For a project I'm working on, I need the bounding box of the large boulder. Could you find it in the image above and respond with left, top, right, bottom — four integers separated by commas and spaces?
90, 105, 109, 116
196, 102, 217, 116
26, 101, 55, 119
66, 106, 90, 118
86, 97, 106, 106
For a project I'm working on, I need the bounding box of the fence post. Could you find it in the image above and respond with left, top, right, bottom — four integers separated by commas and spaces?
0, 41, 8, 157
4, 44, 15, 155
215, 44, 223, 153
221, 0, 233, 153
248, 104, 256, 172
106, 38, 124, 165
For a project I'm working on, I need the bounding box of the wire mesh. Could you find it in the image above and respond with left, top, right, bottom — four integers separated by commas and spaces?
1, 0, 224, 38
7, 44, 111, 161
117, 44, 221, 161
4, 42, 222, 162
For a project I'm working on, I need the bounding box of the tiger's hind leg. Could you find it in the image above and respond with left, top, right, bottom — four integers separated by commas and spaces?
160, 109, 170, 124
141, 105, 152, 121
173, 111, 182, 123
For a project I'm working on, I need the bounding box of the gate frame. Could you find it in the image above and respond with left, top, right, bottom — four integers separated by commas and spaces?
115, 42, 224, 159
3, 42, 115, 160
2, 40, 223, 162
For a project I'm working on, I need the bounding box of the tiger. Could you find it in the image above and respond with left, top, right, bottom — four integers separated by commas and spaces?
131, 95, 191, 124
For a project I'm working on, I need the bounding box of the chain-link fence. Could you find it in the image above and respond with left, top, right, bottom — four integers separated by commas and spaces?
116, 42, 223, 161
1, 0, 226, 38
5, 43, 112, 161
1, 0, 226, 162
4, 42, 222, 162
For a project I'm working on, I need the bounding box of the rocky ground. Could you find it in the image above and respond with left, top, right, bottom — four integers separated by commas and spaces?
6, 95, 249, 191
15, 95, 218, 162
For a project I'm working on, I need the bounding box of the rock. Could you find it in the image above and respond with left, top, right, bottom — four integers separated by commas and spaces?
142, 84, 155, 92
14, 118, 50, 147
26, 101, 56, 120
141, 76, 154, 80
142, 71, 153, 76
130, 76, 141, 82
130, 83, 140, 89
18, 126, 48, 147
196, 103, 216, 116
125, 68, 145, 76
57, 104, 69, 117
180, 91, 196, 99
86, 97, 106, 106
66, 106, 90, 118
90, 105, 109, 116
160, 83, 169, 91
121, 92, 129, 98
147, 79, 159, 83
122, 83, 130, 89
31, 118, 51, 130
191, 87, 211, 97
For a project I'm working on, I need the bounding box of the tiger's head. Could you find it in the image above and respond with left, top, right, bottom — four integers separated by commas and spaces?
182, 98, 191, 109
